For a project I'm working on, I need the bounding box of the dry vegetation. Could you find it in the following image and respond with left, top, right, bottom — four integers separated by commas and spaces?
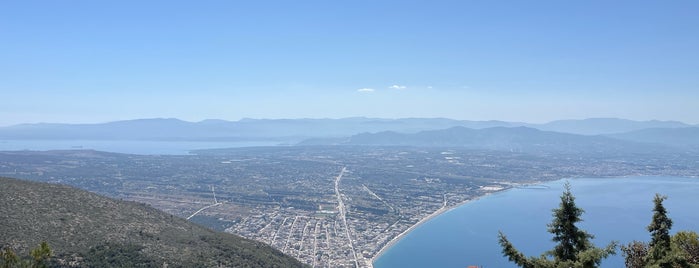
0, 177, 306, 267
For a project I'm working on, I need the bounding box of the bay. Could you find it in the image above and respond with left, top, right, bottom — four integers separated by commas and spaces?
0, 139, 281, 155
373, 176, 699, 268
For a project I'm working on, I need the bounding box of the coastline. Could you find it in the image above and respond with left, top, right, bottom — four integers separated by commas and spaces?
366, 176, 699, 267
369, 190, 504, 267
367, 176, 693, 267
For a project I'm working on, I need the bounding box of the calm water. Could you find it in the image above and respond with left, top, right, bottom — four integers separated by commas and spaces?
374, 176, 699, 268
0, 139, 281, 155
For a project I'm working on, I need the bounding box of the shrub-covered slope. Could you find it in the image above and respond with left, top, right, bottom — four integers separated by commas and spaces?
0, 177, 305, 267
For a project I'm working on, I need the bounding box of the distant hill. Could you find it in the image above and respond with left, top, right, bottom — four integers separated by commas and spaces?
536, 118, 690, 135
0, 118, 239, 141
0, 177, 305, 268
303, 126, 674, 154
0, 117, 517, 141
0, 117, 691, 141
607, 127, 699, 148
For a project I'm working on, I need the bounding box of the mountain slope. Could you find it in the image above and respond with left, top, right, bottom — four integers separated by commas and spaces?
0, 117, 691, 141
326, 126, 672, 154
0, 177, 305, 268
537, 118, 690, 135
607, 127, 699, 148
0, 117, 517, 141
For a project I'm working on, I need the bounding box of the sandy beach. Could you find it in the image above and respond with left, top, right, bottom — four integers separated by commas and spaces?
368, 197, 479, 267
367, 185, 516, 268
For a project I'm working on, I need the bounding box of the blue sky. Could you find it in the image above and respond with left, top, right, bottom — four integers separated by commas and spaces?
1, 0, 698, 126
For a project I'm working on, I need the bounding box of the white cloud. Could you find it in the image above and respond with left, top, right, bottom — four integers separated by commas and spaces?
389, 85, 407, 90
357, 88, 375, 93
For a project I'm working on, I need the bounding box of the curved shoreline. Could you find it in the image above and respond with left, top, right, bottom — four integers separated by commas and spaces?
369, 190, 505, 267
368, 176, 696, 267
368, 176, 699, 267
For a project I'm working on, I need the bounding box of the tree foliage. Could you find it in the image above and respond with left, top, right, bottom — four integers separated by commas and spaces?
647, 194, 674, 266
29, 242, 51, 268
622, 194, 699, 268
1, 248, 20, 268
498, 182, 617, 268
547, 183, 594, 262
0, 242, 52, 268
621, 241, 649, 268
82, 243, 157, 268
672, 231, 699, 265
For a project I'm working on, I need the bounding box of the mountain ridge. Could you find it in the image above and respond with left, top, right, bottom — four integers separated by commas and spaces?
0, 177, 306, 268
0, 117, 693, 141
606, 127, 699, 148
300, 126, 680, 154
538, 118, 691, 135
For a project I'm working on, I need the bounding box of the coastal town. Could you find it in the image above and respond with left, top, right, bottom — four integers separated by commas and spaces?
1, 146, 697, 267
224, 165, 498, 267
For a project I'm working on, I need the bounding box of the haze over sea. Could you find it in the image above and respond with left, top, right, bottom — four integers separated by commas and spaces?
373, 176, 699, 268
0, 140, 281, 155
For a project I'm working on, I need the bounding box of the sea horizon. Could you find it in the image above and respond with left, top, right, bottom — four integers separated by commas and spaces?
0, 139, 284, 155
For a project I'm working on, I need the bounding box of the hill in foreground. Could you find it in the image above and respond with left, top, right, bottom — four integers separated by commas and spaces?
0, 177, 305, 268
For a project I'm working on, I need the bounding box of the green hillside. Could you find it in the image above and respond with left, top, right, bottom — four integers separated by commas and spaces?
0, 177, 306, 268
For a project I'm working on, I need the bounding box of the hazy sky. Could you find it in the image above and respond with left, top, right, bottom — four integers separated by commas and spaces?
2, 0, 698, 126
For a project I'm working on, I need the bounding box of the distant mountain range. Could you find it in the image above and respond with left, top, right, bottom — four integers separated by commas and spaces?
0, 118, 696, 153
0, 177, 305, 267
536, 118, 691, 135
300, 126, 689, 154
0, 117, 517, 141
607, 127, 699, 148
0, 117, 694, 141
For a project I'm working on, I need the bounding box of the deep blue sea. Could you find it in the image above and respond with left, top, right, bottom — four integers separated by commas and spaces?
0, 139, 280, 155
373, 176, 699, 268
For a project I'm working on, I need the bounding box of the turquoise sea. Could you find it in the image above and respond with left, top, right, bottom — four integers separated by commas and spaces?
373, 176, 699, 268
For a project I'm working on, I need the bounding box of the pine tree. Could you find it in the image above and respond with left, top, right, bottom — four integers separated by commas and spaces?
29, 242, 51, 268
621, 194, 699, 268
647, 194, 673, 263
1, 248, 20, 268
1, 243, 52, 268
641, 194, 694, 268
547, 182, 593, 262
498, 182, 616, 268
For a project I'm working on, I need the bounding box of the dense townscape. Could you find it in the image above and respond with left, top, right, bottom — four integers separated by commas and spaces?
1, 146, 697, 267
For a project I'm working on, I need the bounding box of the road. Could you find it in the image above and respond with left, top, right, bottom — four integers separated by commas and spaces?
334, 167, 359, 267
186, 185, 222, 220
186, 202, 221, 220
